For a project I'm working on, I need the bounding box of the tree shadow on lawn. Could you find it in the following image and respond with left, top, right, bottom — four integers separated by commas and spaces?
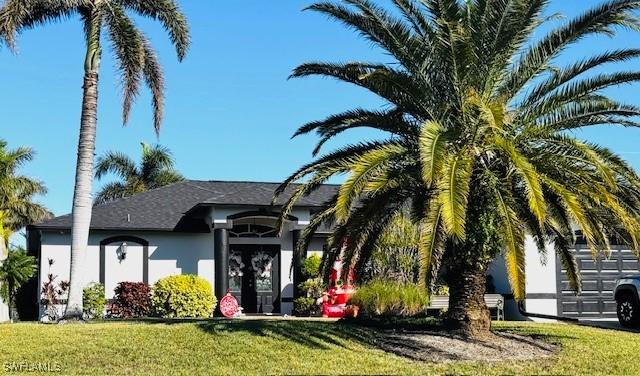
195, 320, 375, 350
122, 318, 376, 350
124, 317, 567, 362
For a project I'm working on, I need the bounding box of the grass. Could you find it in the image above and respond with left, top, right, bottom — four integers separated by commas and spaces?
0, 319, 638, 375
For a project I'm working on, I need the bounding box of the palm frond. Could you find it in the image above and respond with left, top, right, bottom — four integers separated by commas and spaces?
119, 0, 190, 61
335, 143, 406, 221
437, 152, 472, 239
419, 119, 447, 186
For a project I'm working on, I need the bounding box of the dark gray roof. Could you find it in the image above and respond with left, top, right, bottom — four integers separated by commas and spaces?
31, 180, 339, 232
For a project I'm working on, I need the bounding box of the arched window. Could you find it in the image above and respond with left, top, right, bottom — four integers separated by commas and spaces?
229, 217, 278, 238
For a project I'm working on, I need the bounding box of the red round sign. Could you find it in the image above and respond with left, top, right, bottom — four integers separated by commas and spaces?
220, 293, 239, 318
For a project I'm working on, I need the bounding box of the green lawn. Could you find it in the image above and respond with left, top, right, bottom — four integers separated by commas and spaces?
0, 320, 637, 375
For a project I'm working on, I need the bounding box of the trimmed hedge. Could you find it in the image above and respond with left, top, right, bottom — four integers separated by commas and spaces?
351, 281, 428, 318
151, 275, 216, 318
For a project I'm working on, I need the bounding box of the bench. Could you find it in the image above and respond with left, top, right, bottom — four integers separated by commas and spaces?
427, 294, 504, 320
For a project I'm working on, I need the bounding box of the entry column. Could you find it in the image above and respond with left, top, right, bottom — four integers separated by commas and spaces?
214, 228, 229, 314
292, 229, 304, 300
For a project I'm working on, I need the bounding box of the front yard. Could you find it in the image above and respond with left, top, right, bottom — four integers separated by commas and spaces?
0, 320, 637, 375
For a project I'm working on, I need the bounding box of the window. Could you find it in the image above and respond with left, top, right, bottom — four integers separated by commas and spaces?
229, 224, 278, 238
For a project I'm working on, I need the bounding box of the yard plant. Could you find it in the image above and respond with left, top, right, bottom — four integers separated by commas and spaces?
82, 282, 106, 320
110, 282, 151, 319
0, 247, 36, 320
151, 275, 216, 318
0, 0, 190, 320
277, 0, 640, 337
351, 280, 429, 318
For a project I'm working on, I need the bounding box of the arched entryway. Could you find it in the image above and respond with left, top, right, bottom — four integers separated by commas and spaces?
227, 213, 282, 314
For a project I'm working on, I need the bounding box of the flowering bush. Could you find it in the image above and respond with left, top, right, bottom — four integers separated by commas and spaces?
109, 282, 151, 318
151, 275, 216, 318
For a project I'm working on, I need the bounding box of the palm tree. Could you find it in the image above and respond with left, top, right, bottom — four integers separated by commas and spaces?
0, 140, 51, 243
0, 0, 189, 319
276, 0, 640, 337
95, 143, 184, 205
0, 247, 36, 321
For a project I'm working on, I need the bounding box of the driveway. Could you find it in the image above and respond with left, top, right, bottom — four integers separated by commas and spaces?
578, 319, 640, 333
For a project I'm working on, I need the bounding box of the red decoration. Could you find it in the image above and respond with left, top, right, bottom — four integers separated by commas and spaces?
220, 292, 239, 318
321, 258, 357, 318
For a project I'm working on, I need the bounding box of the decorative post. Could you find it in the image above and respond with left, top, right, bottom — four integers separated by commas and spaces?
292, 229, 304, 300
214, 228, 229, 315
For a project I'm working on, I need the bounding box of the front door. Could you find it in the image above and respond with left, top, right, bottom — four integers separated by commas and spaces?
229, 245, 280, 314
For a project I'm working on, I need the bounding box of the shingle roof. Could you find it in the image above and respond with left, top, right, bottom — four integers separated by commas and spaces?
31, 180, 339, 232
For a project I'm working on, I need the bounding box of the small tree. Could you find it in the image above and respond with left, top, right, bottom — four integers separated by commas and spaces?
0, 247, 36, 321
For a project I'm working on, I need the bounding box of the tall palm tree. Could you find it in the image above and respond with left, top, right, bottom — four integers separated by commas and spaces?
276, 0, 640, 337
0, 140, 51, 247
95, 142, 184, 205
0, 0, 189, 319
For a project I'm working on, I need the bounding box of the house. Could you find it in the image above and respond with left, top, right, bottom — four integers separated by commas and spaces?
23, 180, 631, 320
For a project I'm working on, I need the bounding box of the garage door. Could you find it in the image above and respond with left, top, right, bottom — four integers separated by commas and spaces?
557, 245, 640, 319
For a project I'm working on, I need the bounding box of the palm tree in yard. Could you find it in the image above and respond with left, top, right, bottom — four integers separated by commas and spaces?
95, 142, 184, 205
0, 0, 189, 319
0, 140, 51, 257
276, 0, 640, 337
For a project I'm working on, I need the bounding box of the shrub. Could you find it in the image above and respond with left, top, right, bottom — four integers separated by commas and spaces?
300, 278, 324, 299
302, 254, 322, 279
83, 283, 106, 320
351, 281, 428, 318
40, 272, 69, 321
110, 282, 151, 318
151, 275, 216, 318
294, 278, 324, 316
293, 297, 317, 316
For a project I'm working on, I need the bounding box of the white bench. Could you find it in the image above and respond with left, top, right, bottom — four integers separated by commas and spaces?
427, 294, 504, 321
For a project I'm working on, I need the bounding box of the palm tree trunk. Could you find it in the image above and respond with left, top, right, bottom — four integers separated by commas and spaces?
442, 174, 500, 338
63, 71, 99, 320
63, 21, 101, 320
444, 258, 491, 337
7, 278, 14, 322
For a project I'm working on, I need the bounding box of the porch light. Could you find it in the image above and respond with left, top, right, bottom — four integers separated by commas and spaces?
117, 242, 128, 262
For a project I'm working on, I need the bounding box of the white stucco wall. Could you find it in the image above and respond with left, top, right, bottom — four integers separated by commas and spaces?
0, 295, 8, 322
39, 231, 215, 306
488, 236, 559, 321
524, 237, 558, 321
37, 206, 325, 316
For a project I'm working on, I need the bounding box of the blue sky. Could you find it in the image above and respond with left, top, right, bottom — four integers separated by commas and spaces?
2, 0, 640, 218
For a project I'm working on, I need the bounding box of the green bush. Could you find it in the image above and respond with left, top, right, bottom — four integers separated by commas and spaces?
151, 275, 216, 318
83, 282, 106, 320
294, 278, 324, 316
293, 297, 318, 316
351, 281, 428, 318
302, 254, 322, 279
